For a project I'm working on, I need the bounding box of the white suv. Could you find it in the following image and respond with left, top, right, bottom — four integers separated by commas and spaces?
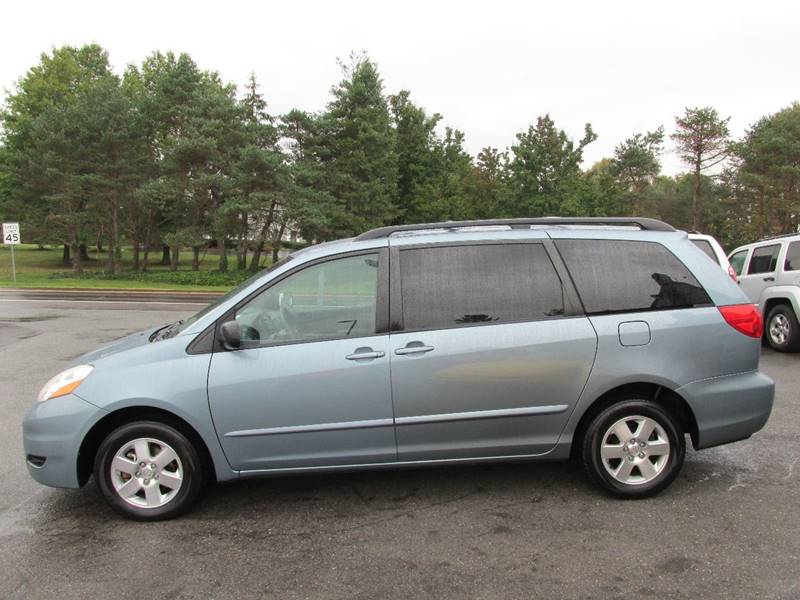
729, 233, 800, 351
688, 233, 737, 281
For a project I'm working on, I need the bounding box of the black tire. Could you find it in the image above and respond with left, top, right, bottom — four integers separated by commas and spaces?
581, 398, 685, 499
94, 421, 205, 521
765, 304, 800, 352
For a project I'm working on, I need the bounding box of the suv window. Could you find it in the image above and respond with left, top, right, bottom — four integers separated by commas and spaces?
691, 239, 719, 265
555, 239, 712, 314
399, 243, 564, 331
784, 241, 800, 271
747, 244, 780, 275
729, 250, 748, 276
234, 254, 379, 346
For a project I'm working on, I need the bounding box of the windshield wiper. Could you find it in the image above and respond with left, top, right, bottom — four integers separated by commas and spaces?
150, 320, 184, 342
149, 323, 172, 342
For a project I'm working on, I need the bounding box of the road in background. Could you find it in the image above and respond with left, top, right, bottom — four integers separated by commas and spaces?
0, 300, 798, 599
0, 288, 221, 311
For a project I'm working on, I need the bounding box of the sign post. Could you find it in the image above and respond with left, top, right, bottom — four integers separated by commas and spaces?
2, 222, 20, 284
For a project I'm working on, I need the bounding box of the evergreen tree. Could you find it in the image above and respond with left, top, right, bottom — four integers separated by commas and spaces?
671, 107, 731, 230
729, 103, 800, 237
610, 127, 665, 215
233, 74, 286, 272
506, 115, 596, 217
390, 90, 443, 223
314, 53, 398, 238
0, 44, 113, 271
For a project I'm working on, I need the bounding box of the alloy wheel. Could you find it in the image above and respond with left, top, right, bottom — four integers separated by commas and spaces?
600, 415, 670, 485
110, 437, 184, 509
769, 313, 790, 345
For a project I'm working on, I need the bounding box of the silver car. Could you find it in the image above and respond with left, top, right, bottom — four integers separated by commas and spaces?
729, 233, 800, 351
23, 218, 775, 520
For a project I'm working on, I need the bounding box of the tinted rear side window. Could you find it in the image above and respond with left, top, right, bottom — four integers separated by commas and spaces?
784, 242, 800, 271
747, 244, 780, 274
691, 239, 719, 264
400, 244, 564, 330
555, 239, 712, 314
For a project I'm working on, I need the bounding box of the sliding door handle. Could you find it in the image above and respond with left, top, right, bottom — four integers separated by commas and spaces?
395, 345, 435, 355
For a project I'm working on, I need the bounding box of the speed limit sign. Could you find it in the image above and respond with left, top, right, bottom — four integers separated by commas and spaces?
2, 222, 20, 283
3, 223, 20, 245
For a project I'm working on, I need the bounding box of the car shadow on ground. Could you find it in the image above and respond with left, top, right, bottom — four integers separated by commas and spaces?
23, 449, 744, 528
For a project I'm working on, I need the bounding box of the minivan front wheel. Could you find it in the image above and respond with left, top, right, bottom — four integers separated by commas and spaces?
765, 305, 800, 352
582, 399, 685, 498
94, 421, 204, 520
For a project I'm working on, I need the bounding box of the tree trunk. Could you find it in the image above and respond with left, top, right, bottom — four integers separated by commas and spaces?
691, 162, 702, 231
272, 221, 287, 263
249, 201, 278, 271
248, 220, 273, 271
160, 244, 171, 266
107, 241, 115, 275
71, 237, 83, 274
62, 244, 71, 266
107, 198, 118, 275
142, 241, 150, 273
192, 246, 200, 271
170, 246, 180, 272
218, 235, 229, 272
237, 212, 249, 269
79, 244, 90, 262
132, 241, 140, 272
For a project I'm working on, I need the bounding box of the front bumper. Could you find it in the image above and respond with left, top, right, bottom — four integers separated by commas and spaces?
22, 394, 106, 489
678, 370, 774, 449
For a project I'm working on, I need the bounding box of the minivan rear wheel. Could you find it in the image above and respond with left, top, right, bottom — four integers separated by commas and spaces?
765, 305, 800, 352
581, 399, 685, 498
94, 421, 204, 521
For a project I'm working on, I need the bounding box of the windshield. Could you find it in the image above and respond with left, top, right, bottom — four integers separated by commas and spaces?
167, 256, 295, 338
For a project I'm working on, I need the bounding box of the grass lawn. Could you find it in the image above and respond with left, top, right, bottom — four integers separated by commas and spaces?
0, 244, 264, 291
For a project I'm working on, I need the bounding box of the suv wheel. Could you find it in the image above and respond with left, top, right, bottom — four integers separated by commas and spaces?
765, 304, 800, 352
94, 421, 204, 521
581, 399, 685, 498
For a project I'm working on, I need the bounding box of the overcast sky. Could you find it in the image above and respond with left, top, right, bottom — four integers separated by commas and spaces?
2, 0, 798, 174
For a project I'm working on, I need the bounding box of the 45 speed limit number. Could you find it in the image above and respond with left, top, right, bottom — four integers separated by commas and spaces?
3, 222, 20, 245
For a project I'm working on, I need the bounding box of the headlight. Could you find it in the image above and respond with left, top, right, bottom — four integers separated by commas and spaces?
37, 365, 94, 402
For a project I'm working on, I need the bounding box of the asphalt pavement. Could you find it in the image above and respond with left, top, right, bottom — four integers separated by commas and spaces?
0, 298, 798, 599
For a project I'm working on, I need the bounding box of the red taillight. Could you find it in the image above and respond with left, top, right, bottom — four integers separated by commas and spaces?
718, 304, 762, 338
727, 265, 738, 283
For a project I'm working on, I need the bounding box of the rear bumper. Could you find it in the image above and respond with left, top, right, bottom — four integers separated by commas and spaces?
22, 394, 105, 489
678, 370, 774, 449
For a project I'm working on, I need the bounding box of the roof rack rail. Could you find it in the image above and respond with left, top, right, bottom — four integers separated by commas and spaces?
756, 231, 800, 242
354, 217, 675, 241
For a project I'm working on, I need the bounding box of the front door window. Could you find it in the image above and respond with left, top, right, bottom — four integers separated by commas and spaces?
235, 254, 379, 346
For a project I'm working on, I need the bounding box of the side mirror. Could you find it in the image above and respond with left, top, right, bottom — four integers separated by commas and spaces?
220, 320, 241, 350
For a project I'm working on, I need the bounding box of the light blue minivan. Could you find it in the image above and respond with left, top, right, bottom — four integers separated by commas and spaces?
23, 218, 774, 520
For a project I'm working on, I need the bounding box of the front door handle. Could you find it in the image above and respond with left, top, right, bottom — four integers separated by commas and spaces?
345, 348, 385, 361
395, 344, 435, 355
763, 276, 775, 282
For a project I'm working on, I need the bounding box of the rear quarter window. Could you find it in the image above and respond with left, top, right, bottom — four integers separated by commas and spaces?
555, 239, 712, 314
784, 242, 800, 271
